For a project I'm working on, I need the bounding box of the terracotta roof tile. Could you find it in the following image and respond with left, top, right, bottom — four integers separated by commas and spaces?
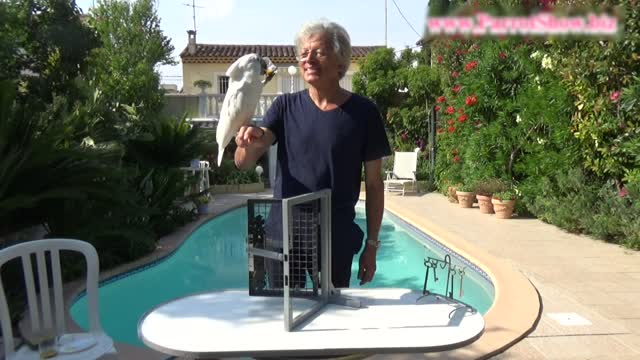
180, 44, 383, 64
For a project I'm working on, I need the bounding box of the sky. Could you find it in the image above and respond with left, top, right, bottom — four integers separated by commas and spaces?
75, 0, 429, 88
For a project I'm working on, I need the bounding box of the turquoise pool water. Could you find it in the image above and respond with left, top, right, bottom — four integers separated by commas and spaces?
71, 206, 495, 347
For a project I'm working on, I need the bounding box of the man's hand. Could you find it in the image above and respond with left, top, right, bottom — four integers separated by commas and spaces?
234, 125, 273, 170
235, 125, 265, 148
357, 245, 377, 285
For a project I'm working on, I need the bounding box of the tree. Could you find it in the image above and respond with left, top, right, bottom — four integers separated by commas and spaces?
0, 0, 99, 106
352, 47, 402, 119
88, 0, 175, 117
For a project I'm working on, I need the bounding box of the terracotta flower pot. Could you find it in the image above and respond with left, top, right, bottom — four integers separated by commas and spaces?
447, 186, 459, 203
476, 194, 494, 214
491, 198, 516, 219
456, 191, 476, 208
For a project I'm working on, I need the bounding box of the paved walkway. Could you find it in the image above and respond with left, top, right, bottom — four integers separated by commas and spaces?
380, 192, 640, 359
106, 191, 640, 359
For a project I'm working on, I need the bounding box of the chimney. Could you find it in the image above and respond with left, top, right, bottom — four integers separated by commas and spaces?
187, 30, 197, 55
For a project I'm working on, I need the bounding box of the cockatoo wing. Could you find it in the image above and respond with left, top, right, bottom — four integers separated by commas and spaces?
216, 82, 262, 166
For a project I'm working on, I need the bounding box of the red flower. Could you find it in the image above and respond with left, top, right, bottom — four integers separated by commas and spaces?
619, 186, 628, 198
448, 126, 456, 133
437, 55, 444, 64
437, 95, 446, 103
465, 95, 478, 106
452, 84, 461, 93
437, 128, 444, 134
435, 105, 441, 112
499, 51, 507, 59
453, 155, 460, 163
452, 71, 459, 78
464, 60, 478, 71
447, 119, 455, 125
610, 91, 621, 102
540, 0, 556, 11
446, 106, 455, 114
458, 114, 468, 123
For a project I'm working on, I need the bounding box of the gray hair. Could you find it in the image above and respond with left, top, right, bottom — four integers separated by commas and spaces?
294, 18, 352, 79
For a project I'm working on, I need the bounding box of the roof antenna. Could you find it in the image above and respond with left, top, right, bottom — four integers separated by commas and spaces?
183, 0, 204, 32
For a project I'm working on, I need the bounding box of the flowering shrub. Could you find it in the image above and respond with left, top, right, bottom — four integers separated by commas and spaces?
425, 0, 640, 248
549, 0, 640, 182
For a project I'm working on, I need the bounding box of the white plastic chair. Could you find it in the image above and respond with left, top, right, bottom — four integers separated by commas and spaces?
384, 151, 418, 196
0, 239, 116, 359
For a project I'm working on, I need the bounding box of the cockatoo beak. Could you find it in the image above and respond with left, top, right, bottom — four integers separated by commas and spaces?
261, 57, 277, 85
262, 68, 276, 85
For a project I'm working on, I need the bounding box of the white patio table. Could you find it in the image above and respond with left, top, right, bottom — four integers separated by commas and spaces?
138, 288, 484, 359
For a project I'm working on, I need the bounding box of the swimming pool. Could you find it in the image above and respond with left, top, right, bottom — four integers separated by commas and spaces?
70, 205, 495, 347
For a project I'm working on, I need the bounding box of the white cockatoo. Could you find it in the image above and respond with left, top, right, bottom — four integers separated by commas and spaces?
216, 54, 277, 166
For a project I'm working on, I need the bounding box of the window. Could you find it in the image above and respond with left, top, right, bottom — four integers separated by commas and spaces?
218, 75, 230, 94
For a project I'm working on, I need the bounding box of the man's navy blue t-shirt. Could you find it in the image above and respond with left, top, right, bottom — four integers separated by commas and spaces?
262, 90, 391, 254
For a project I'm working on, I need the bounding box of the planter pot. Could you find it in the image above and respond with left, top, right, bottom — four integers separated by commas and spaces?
491, 199, 516, 219
237, 182, 265, 193
476, 194, 494, 214
447, 186, 459, 203
197, 204, 210, 215
456, 191, 476, 208
211, 184, 238, 194
211, 182, 265, 194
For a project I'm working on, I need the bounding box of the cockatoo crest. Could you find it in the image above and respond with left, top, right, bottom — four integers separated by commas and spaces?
215, 54, 277, 166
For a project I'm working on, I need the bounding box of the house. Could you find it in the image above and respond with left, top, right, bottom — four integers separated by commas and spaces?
163, 30, 382, 186
180, 30, 381, 96
163, 30, 382, 122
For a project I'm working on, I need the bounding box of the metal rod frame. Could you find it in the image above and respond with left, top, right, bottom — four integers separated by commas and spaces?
283, 189, 331, 332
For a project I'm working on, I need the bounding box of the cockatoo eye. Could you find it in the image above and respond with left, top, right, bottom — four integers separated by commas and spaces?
259, 58, 267, 73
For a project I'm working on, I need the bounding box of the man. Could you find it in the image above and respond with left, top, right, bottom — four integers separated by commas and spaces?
235, 19, 391, 287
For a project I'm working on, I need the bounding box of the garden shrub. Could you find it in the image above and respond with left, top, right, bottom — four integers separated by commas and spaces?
210, 159, 260, 185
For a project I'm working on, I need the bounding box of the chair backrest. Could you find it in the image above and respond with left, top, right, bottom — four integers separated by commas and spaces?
392, 151, 418, 180
0, 239, 101, 358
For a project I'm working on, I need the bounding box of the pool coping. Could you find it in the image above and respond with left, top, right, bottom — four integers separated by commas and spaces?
380, 196, 542, 359
60, 191, 540, 359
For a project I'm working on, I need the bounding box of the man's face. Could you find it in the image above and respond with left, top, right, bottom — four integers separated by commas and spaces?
298, 33, 342, 87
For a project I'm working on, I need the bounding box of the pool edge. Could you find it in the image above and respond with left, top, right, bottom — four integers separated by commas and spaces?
380, 194, 542, 359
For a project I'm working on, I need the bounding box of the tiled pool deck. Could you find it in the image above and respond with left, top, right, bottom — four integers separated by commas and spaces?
70, 191, 640, 359
374, 192, 640, 360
